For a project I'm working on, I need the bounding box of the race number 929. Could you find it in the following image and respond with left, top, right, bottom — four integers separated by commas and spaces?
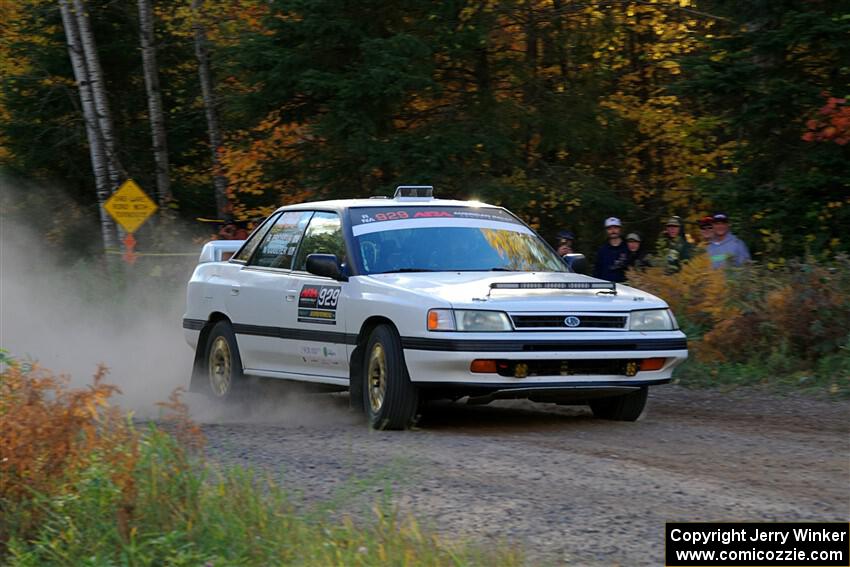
317, 287, 341, 309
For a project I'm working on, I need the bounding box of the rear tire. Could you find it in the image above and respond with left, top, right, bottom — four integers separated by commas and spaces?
363, 325, 418, 430
204, 320, 248, 402
589, 387, 648, 421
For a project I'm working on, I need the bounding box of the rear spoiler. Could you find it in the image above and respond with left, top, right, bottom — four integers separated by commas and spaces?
488, 281, 617, 296
198, 240, 245, 264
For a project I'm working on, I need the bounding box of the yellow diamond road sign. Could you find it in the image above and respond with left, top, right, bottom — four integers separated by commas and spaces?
104, 179, 158, 233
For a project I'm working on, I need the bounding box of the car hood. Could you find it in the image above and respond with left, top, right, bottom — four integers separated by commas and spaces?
361, 271, 668, 312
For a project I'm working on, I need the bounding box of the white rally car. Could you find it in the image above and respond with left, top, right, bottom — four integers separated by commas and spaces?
183, 186, 687, 429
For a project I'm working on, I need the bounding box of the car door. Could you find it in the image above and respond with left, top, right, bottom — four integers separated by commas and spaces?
284, 211, 351, 379
227, 210, 313, 373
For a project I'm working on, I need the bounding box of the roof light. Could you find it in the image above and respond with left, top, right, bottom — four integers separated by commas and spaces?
394, 185, 434, 199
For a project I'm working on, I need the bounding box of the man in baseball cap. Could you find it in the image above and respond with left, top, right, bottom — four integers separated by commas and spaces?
625, 232, 650, 270
707, 212, 750, 268
594, 217, 628, 282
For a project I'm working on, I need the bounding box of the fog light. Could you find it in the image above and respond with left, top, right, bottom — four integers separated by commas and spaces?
470, 359, 497, 373
625, 361, 638, 376
514, 363, 529, 378
639, 358, 666, 372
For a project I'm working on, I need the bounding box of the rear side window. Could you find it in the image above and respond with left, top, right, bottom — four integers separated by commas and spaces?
293, 212, 345, 271
232, 213, 279, 263
249, 211, 313, 269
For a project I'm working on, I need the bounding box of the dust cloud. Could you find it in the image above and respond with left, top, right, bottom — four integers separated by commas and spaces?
1, 215, 195, 417
0, 178, 356, 426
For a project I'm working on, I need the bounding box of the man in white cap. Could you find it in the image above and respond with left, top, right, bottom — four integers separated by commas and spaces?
593, 217, 629, 282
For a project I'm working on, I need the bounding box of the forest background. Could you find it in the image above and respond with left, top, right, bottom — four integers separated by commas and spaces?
1, 0, 848, 262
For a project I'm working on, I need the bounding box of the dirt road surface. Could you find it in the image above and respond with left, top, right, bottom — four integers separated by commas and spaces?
195, 385, 848, 565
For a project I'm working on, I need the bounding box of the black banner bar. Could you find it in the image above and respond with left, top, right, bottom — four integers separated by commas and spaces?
666, 522, 849, 566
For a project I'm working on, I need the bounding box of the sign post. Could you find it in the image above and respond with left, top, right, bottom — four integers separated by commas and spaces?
104, 179, 158, 264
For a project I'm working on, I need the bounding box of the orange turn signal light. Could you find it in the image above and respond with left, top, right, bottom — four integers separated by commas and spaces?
427, 310, 440, 330
470, 359, 498, 373
639, 358, 666, 371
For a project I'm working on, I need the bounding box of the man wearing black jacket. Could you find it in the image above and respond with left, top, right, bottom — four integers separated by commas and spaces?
593, 217, 629, 282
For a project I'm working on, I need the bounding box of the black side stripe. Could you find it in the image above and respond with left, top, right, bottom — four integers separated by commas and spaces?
400, 337, 687, 352
232, 323, 359, 345
183, 319, 687, 353
183, 318, 206, 331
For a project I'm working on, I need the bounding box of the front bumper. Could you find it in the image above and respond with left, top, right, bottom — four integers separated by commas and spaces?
401, 332, 688, 387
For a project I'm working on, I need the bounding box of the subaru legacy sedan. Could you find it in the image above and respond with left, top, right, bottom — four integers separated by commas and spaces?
183, 186, 687, 429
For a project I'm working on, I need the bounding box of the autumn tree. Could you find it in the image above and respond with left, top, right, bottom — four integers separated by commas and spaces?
679, 0, 850, 258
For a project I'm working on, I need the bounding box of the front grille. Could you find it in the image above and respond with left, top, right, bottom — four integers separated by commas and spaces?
495, 359, 636, 377
510, 314, 627, 329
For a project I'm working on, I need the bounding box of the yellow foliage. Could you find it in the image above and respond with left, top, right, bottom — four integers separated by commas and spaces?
219, 111, 318, 218
629, 255, 850, 363
627, 254, 738, 361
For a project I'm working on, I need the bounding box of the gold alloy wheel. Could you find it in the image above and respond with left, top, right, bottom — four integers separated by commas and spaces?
208, 336, 232, 397
367, 342, 387, 412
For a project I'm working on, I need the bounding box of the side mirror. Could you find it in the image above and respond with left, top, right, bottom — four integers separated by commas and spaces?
306, 253, 348, 281
564, 253, 588, 275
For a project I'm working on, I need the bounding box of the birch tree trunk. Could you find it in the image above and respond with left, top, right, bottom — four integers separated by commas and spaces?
192, 0, 229, 219
138, 0, 172, 206
58, 0, 118, 253
73, 0, 123, 190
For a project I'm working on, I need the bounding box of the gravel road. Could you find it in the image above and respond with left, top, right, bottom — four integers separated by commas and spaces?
194, 385, 850, 565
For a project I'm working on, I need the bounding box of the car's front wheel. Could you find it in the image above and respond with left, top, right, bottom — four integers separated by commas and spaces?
204, 320, 247, 402
589, 387, 648, 421
363, 324, 418, 430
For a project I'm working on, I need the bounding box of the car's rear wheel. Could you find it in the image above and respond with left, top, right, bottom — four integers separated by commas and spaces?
589, 387, 648, 421
363, 324, 418, 430
204, 320, 247, 402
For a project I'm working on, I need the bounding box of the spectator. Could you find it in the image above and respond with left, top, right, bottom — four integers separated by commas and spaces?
697, 216, 714, 246
555, 230, 575, 257
707, 212, 751, 268
593, 217, 629, 282
656, 215, 692, 274
625, 232, 651, 270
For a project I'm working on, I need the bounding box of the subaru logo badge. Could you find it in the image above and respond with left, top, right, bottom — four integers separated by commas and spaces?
564, 316, 581, 327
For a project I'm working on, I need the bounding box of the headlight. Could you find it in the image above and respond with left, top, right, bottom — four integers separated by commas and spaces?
630, 309, 676, 331
427, 309, 512, 332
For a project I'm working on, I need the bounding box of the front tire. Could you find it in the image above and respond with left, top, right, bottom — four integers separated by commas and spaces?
363, 325, 418, 430
204, 320, 247, 402
589, 387, 648, 421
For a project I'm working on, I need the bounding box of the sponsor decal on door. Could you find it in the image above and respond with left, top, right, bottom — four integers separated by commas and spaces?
298, 285, 340, 324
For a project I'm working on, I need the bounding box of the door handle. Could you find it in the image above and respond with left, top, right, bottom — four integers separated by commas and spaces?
285, 289, 297, 302
230, 287, 240, 296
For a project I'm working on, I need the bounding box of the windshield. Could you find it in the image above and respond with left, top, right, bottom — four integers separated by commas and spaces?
350, 206, 567, 274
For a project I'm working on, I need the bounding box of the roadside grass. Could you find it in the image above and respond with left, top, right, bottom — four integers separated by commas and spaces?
0, 357, 523, 566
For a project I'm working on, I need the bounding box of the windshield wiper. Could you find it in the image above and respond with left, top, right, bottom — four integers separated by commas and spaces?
374, 268, 437, 274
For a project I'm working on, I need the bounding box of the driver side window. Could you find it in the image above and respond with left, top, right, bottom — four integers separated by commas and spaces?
293, 212, 345, 271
